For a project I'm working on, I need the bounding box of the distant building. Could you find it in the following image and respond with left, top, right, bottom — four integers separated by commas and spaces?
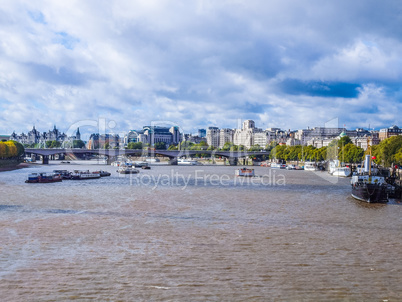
219, 128, 234, 148
130, 126, 182, 146
88, 133, 120, 149
184, 134, 207, 144
0, 134, 10, 141
10, 125, 69, 145
70, 128, 81, 141
379, 125, 402, 141
123, 130, 139, 145
254, 131, 272, 148
198, 129, 206, 138
233, 120, 263, 149
286, 137, 302, 146
75, 128, 81, 140
295, 127, 372, 146
206, 127, 220, 148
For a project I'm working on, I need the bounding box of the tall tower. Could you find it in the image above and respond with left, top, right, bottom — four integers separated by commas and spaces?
76, 128, 81, 140
242, 120, 255, 130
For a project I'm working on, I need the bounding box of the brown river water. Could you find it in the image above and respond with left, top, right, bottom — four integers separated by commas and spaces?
0, 162, 401, 301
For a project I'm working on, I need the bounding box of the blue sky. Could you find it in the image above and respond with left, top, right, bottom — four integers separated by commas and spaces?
0, 0, 401, 138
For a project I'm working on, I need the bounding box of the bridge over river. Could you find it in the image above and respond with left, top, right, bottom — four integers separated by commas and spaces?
24, 148, 269, 165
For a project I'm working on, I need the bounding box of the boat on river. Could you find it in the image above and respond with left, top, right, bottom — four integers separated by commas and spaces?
271, 163, 286, 169
332, 166, 351, 177
235, 168, 255, 177
178, 159, 202, 165
53, 170, 72, 179
25, 172, 62, 183
351, 174, 388, 203
95, 170, 111, 177
304, 162, 318, 171
117, 167, 140, 174
133, 161, 149, 168
351, 152, 388, 203
329, 160, 351, 177
70, 170, 101, 180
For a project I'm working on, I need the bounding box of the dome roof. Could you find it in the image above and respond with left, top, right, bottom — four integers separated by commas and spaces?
338, 131, 347, 138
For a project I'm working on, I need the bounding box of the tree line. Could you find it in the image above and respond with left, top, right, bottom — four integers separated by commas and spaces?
0, 140, 25, 159
268, 135, 402, 166
269, 136, 365, 163
23, 140, 86, 149
372, 135, 402, 166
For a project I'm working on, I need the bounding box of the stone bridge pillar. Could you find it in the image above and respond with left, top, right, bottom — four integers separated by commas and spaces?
42, 155, 49, 164
228, 157, 238, 166
168, 157, 178, 165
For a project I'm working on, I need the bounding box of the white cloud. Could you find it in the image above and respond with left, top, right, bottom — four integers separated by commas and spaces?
0, 0, 401, 136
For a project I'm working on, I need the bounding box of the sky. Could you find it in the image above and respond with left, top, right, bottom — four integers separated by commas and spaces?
1, 0, 402, 138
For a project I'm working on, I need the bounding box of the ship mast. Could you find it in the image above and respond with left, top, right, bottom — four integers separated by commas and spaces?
368, 137, 372, 176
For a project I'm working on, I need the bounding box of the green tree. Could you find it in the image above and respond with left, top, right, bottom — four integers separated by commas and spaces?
73, 140, 85, 148
326, 139, 338, 161
50, 141, 61, 148
10, 140, 24, 157
372, 135, 402, 166
5, 141, 17, 157
180, 141, 194, 150
394, 148, 402, 165
266, 141, 278, 151
270, 145, 287, 160
154, 142, 167, 150
168, 144, 178, 150
338, 136, 352, 148
248, 144, 261, 151
0, 141, 8, 158
220, 142, 233, 151
127, 142, 143, 149
198, 141, 208, 147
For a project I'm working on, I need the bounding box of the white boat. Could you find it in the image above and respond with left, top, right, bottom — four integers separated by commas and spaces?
117, 166, 140, 174
304, 162, 318, 171
235, 168, 255, 177
329, 160, 351, 177
286, 164, 296, 170
133, 161, 148, 168
332, 166, 351, 177
271, 163, 286, 169
70, 170, 101, 180
178, 159, 202, 165
328, 160, 339, 174
146, 158, 160, 163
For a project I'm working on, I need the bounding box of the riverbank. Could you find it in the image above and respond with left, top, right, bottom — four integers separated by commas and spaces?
0, 159, 28, 172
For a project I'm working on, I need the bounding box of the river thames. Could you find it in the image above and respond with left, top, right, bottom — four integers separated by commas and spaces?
0, 162, 401, 301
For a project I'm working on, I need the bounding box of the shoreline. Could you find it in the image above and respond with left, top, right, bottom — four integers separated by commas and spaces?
0, 162, 30, 172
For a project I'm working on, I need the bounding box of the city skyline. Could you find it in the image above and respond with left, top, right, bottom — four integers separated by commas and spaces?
9, 120, 399, 152
5, 118, 398, 141
1, 1, 402, 134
